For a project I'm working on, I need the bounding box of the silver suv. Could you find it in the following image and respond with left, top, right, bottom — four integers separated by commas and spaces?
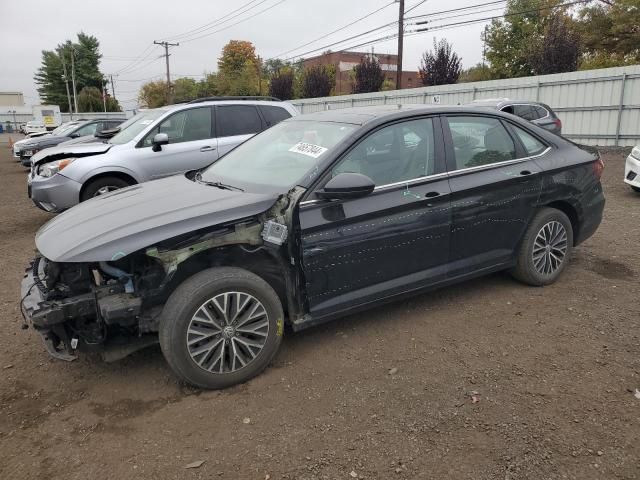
28, 98, 298, 212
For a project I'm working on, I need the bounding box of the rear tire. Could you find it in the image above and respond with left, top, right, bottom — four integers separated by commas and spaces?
511, 208, 573, 286
81, 176, 132, 201
159, 267, 284, 389
631, 186, 640, 193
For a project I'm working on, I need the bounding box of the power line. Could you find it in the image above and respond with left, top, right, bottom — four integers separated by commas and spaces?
272, 1, 395, 59
180, 0, 288, 44
405, 0, 428, 14
162, 0, 270, 42
406, 0, 507, 21
416, 0, 589, 31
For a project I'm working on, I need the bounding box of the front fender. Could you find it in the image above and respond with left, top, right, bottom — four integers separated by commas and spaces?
79, 165, 141, 185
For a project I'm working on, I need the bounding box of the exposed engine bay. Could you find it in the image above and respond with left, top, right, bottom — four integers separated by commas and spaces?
20, 187, 306, 362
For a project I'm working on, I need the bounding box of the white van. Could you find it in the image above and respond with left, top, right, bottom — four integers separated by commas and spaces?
33, 105, 62, 130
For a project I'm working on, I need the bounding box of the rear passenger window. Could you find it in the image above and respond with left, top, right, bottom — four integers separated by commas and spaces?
217, 105, 263, 137
513, 105, 537, 121
447, 116, 516, 169
259, 105, 291, 127
533, 106, 548, 119
511, 125, 547, 156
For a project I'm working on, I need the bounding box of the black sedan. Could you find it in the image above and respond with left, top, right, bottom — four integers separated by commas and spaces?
21, 105, 604, 389
18, 118, 125, 165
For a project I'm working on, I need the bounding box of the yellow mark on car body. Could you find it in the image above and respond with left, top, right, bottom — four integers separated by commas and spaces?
276, 318, 284, 336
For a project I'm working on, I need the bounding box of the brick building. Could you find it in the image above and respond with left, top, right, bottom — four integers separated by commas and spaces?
303, 51, 421, 95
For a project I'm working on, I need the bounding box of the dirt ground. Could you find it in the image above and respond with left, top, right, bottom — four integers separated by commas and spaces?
0, 144, 638, 480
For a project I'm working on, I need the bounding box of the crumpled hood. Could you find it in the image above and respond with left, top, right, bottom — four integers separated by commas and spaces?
31, 142, 113, 166
36, 174, 278, 262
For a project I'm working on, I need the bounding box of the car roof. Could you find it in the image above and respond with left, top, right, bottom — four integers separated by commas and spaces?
162, 99, 291, 112
469, 98, 547, 108
289, 104, 523, 126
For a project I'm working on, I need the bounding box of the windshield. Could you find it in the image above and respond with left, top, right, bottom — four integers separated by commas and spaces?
199, 120, 357, 192
51, 123, 78, 135
109, 109, 165, 145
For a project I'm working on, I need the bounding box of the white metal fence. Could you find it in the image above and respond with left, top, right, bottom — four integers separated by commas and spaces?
291, 65, 640, 147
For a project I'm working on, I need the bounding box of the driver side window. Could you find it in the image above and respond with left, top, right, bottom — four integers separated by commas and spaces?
332, 118, 435, 186
142, 107, 212, 147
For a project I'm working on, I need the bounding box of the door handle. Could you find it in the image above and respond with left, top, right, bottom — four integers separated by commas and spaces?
519, 170, 535, 176
424, 191, 440, 198
200, 146, 216, 152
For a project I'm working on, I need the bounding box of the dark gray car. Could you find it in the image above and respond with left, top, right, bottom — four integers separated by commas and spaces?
18, 118, 125, 165
469, 99, 562, 135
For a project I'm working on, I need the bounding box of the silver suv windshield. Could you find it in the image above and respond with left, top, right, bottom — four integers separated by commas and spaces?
199, 120, 357, 192
51, 123, 78, 135
109, 109, 165, 145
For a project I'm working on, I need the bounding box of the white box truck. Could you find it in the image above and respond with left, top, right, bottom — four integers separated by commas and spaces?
32, 105, 62, 130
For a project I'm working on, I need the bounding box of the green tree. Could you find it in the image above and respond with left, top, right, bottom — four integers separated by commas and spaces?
300, 65, 335, 98
34, 32, 108, 111
77, 86, 121, 112
485, 0, 562, 78
577, 0, 640, 69
138, 81, 168, 108
528, 15, 581, 75
458, 63, 494, 83
352, 56, 385, 94
216, 40, 260, 95
197, 73, 219, 97
77, 86, 103, 112
418, 39, 462, 86
173, 77, 199, 103
269, 70, 294, 100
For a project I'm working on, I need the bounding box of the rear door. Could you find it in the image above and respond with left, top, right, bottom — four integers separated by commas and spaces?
443, 114, 546, 277
215, 104, 264, 156
133, 106, 218, 179
299, 116, 451, 317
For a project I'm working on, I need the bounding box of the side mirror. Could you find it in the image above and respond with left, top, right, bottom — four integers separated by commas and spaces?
152, 133, 169, 152
317, 172, 375, 200
69, 133, 79, 138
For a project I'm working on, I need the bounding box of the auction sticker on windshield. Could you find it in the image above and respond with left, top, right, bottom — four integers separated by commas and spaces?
289, 142, 328, 158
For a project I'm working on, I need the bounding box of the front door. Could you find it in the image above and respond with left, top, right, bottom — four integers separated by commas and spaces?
136, 106, 218, 179
443, 115, 545, 277
299, 116, 452, 317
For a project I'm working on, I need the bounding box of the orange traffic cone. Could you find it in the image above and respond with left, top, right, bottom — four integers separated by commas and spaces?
8, 137, 13, 149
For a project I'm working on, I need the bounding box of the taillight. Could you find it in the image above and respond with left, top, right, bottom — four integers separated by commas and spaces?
593, 157, 604, 180
553, 117, 562, 130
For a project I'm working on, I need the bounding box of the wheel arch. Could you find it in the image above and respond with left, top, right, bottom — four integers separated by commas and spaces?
80, 170, 138, 199
164, 245, 291, 317
544, 200, 580, 246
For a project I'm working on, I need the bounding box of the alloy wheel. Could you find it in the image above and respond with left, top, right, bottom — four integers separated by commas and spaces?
532, 220, 568, 275
94, 185, 120, 196
186, 292, 269, 374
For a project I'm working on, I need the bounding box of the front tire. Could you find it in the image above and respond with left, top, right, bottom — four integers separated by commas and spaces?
631, 186, 640, 193
511, 208, 573, 286
81, 176, 132, 201
159, 267, 284, 389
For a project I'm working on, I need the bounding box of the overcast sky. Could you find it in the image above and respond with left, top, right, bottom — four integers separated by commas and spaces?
1, 0, 491, 111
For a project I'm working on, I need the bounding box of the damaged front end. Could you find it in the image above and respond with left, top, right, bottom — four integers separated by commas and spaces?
21, 186, 307, 363
21, 253, 163, 362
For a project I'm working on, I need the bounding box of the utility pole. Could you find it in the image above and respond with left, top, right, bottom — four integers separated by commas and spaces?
396, 0, 405, 90
110, 74, 117, 102
59, 50, 74, 119
154, 40, 179, 104
102, 79, 107, 112
482, 25, 488, 72
70, 47, 79, 113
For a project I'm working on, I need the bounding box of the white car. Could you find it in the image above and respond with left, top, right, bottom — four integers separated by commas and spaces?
624, 146, 640, 193
24, 121, 47, 135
